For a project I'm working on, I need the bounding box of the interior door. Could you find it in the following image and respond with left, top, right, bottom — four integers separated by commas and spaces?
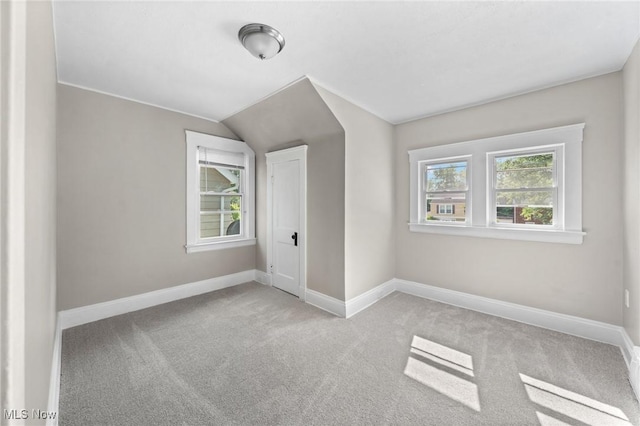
271, 159, 300, 296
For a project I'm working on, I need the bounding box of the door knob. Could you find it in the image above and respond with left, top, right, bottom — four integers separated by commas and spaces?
291, 232, 298, 246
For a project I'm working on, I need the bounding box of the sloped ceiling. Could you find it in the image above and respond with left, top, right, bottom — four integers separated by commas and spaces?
53, 1, 639, 124
222, 78, 343, 149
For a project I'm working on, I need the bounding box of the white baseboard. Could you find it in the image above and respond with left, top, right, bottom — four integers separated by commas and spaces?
51, 272, 640, 409
305, 289, 346, 317
255, 270, 272, 286
46, 314, 62, 426
395, 278, 627, 349
345, 279, 395, 318
59, 269, 257, 329
630, 347, 640, 400
621, 329, 640, 400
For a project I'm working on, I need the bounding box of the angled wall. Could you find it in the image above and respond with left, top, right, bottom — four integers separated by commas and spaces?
313, 85, 396, 300
223, 78, 346, 300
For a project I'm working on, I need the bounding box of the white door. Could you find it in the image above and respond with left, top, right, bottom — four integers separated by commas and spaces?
267, 146, 307, 299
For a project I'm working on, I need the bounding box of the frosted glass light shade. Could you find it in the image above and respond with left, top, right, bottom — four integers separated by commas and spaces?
238, 24, 285, 60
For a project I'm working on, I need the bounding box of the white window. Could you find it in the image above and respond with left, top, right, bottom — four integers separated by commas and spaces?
408, 123, 585, 244
424, 159, 470, 224
488, 147, 561, 229
437, 204, 453, 215
185, 131, 256, 253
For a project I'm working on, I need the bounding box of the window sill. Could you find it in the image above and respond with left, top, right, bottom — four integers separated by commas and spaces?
185, 238, 256, 253
408, 223, 585, 244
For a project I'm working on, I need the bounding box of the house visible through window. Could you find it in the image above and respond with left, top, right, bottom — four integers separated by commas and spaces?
437, 204, 454, 215
424, 159, 469, 223
185, 131, 256, 253
199, 147, 243, 238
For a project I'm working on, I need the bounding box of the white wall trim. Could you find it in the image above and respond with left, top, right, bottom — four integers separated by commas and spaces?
621, 329, 640, 400
58, 270, 256, 330
345, 279, 395, 318
305, 289, 346, 318
46, 316, 62, 426
57, 82, 222, 124
395, 278, 627, 348
50, 274, 640, 409
630, 346, 640, 401
255, 270, 272, 286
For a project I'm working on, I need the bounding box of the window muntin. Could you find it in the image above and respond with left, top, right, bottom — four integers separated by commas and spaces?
422, 159, 470, 224
489, 149, 558, 228
199, 166, 242, 239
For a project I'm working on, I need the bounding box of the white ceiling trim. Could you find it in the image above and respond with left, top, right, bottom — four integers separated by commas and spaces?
393, 65, 626, 125
219, 75, 310, 123
306, 76, 390, 124
58, 80, 222, 124
52, 1, 640, 125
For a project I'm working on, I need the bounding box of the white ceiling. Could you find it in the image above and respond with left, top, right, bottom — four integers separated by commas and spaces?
53, 1, 640, 124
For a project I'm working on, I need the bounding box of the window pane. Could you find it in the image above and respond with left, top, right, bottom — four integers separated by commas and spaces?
200, 166, 241, 193
200, 213, 222, 238
495, 206, 553, 225
200, 213, 242, 238
495, 153, 553, 190
425, 161, 467, 192
496, 190, 553, 225
425, 192, 466, 222
200, 195, 241, 212
496, 190, 552, 206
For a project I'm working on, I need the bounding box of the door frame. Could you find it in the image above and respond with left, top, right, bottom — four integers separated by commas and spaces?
266, 145, 308, 301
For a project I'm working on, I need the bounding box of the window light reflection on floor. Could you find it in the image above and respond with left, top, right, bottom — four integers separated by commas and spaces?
404, 335, 480, 412
520, 373, 632, 426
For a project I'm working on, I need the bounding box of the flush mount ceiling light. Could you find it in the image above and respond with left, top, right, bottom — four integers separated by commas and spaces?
238, 23, 285, 60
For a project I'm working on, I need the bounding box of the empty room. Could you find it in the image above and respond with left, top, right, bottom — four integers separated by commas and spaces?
3, 0, 640, 425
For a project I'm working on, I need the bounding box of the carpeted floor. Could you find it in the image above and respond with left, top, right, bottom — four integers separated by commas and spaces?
60, 282, 639, 425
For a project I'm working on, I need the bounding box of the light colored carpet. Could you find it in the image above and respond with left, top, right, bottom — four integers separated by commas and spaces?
60, 282, 639, 425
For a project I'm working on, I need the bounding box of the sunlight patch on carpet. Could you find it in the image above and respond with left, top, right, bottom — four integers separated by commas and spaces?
521, 373, 631, 426
404, 335, 480, 412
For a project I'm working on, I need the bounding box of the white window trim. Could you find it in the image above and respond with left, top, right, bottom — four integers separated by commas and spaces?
408, 123, 586, 244
185, 131, 256, 253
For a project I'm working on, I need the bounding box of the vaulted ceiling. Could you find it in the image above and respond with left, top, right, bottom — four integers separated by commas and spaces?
53, 1, 639, 124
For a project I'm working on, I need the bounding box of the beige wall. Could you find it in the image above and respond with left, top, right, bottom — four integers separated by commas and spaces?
57, 85, 254, 310
223, 79, 347, 300
25, 1, 58, 416
395, 72, 624, 325
314, 86, 396, 300
0, 0, 58, 419
623, 39, 640, 344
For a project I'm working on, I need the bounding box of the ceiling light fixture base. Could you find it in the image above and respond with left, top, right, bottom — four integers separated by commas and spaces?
238, 23, 285, 60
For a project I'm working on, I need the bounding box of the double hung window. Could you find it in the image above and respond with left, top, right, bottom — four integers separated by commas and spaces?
488, 148, 560, 229
408, 123, 584, 244
185, 131, 256, 253
423, 159, 469, 223
199, 147, 244, 239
